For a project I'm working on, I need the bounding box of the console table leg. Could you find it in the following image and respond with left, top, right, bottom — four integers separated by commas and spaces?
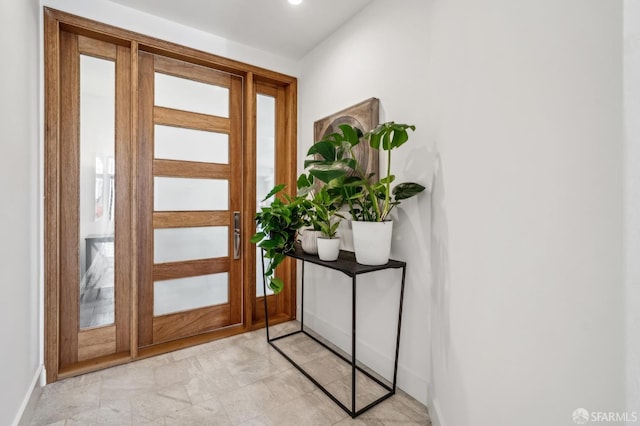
392, 265, 407, 391
301, 260, 305, 331
261, 249, 270, 342
351, 274, 357, 417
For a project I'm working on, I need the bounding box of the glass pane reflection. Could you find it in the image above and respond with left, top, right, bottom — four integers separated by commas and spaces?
154, 226, 228, 263
154, 273, 229, 316
79, 54, 116, 329
154, 125, 229, 164
155, 72, 229, 117
154, 177, 229, 211
256, 94, 276, 297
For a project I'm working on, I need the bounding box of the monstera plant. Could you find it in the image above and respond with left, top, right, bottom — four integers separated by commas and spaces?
303, 121, 426, 264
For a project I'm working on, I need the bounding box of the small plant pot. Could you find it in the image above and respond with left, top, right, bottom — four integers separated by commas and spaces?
317, 237, 341, 261
352, 220, 393, 265
300, 229, 323, 255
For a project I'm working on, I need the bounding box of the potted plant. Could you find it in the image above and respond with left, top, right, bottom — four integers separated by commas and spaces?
296, 177, 323, 255
304, 122, 425, 265
298, 180, 344, 261
251, 184, 306, 293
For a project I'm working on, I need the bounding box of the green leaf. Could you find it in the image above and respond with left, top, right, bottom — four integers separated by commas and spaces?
259, 239, 280, 250
250, 232, 265, 244
304, 159, 327, 168
378, 175, 396, 185
297, 173, 311, 189
382, 131, 391, 150
339, 124, 361, 146
262, 184, 286, 202
269, 277, 284, 294
390, 127, 409, 149
272, 252, 285, 266
368, 131, 382, 149
307, 140, 336, 161
297, 185, 312, 197
393, 182, 426, 200
309, 169, 346, 184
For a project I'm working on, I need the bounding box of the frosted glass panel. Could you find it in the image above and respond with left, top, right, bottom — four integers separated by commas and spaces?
155, 72, 229, 117
154, 273, 228, 315
256, 94, 276, 297
154, 177, 228, 211
155, 125, 228, 164
79, 54, 116, 329
154, 226, 228, 263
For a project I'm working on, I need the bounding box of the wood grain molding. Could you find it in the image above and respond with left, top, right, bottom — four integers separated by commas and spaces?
44, 8, 298, 382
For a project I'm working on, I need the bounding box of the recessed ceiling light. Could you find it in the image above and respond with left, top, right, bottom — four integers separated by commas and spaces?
288, 0, 302, 5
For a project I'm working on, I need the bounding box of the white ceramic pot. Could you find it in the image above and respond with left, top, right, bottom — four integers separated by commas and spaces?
300, 229, 322, 255
317, 237, 341, 261
351, 220, 393, 265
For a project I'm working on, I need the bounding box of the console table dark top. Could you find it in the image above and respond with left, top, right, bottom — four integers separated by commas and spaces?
286, 243, 406, 277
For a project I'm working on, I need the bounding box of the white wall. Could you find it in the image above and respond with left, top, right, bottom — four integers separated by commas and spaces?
0, 0, 42, 424
301, 0, 625, 422
41, 0, 299, 77
624, 0, 640, 420
299, 0, 431, 404
424, 1, 624, 425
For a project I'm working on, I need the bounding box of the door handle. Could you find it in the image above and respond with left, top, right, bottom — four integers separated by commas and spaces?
233, 211, 241, 259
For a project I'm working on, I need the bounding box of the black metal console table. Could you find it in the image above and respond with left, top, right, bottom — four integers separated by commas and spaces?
261, 243, 407, 418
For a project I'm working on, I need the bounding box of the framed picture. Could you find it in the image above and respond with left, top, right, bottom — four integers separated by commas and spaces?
314, 98, 380, 182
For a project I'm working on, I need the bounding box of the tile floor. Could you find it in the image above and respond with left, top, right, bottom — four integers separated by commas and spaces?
30, 322, 431, 425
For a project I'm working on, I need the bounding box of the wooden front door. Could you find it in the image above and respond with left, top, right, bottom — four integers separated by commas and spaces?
136, 53, 244, 346
45, 9, 298, 382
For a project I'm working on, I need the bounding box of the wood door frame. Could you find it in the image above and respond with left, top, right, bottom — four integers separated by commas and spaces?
56, 31, 132, 368
249, 81, 298, 329
44, 8, 298, 383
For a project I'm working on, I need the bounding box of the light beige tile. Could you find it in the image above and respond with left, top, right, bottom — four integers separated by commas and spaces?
156, 383, 191, 403
263, 394, 334, 426
237, 417, 270, 426
271, 334, 327, 365
300, 352, 351, 385
141, 419, 166, 426
129, 353, 173, 369
218, 381, 278, 424
197, 351, 228, 373
38, 372, 101, 400
261, 368, 316, 403
33, 421, 66, 426
31, 381, 101, 425
100, 364, 156, 403
331, 417, 378, 426
170, 339, 227, 362
29, 322, 429, 426
129, 385, 192, 424
303, 390, 349, 424
216, 343, 263, 366
164, 404, 232, 426
184, 369, 239, 404
323, 374, 388, 412
65, 399, 132, 426
154, 356, 204, 388
226, 352, 289, 387
368, 392, 431, 425
268, 320, 300, 337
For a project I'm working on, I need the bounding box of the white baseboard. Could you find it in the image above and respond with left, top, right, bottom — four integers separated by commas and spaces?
14, 364, 44, 426
303, 311, 427, 405
427, 396, 445, 426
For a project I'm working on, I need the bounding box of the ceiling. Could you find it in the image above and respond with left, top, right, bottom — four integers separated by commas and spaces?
109, 0, 373, 59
